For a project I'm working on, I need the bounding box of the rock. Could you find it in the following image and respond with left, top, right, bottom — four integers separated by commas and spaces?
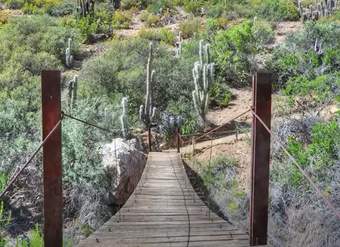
102, 138, 146, 205
88, 33, 108, 44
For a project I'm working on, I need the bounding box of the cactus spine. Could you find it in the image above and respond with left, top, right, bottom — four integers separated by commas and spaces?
120, 97, 129, 139
139, 42, 157, 128
192, 40, 214, 127
68, 75, 78, 109
65, 38, 73, 68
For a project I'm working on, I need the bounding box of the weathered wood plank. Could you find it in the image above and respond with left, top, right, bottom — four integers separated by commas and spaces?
77, 152, 248, 247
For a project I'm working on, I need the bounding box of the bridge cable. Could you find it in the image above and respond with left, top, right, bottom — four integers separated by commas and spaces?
194, 109, 251, 143
62, 112, 121, 135
0, 119, 63, 199
250, 109, 340, 220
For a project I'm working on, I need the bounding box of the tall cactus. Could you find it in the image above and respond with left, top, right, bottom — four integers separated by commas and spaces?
192, 40, 214, 127
139, 42, 157, 127
120, 97, 129, 139
65, 38, 73, 68
68, 75, 78, 109
77, 0, 95, 17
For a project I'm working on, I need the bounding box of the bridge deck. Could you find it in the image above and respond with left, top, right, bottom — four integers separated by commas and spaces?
78, 152, 249, 247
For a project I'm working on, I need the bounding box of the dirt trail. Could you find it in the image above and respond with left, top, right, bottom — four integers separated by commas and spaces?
206, 87, 252, 126
115, 7, 187, 38
115, 12, 144, 37
273, 21, 303, 47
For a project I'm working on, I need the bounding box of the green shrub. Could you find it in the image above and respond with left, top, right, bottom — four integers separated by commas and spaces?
3, 0, 25, 9
147, 0, 174, 14
146, 13, 161, 27
209, 83, 232, 107
212, 19, 274, 86
47, 0, 74, 17
206, 17, 229, 34
179, 17, 201, 39
285, 120, 340, 187
250, 0, 299, 21
112, 10, 132, 29
182, 0, 205, 16
20, 0, 62, 15
121, 0, 147, 10
271, 20, 340, 86
140, 10, 150, 22
138, 28, 175, 45
0, 16, 80, 86
79, 38, 199, 125
62, 99, 120, 187
15, 225, 43, 247
284, 73, 339, 105
166, 97, 199, 135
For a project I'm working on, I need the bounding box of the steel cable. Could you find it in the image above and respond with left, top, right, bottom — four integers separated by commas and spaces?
0, 119, 62, 199
251, 109, 340, 220
62, 112, 121, 135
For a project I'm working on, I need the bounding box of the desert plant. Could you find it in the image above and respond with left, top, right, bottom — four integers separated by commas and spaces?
175, 31, 182, 58
146, 13, 161, 27
212, 19, 274, 86
138, 28, 175, 45
68, 75, 78, 109
77, 0, 95, 17
179, 17, 201, 39
209, 83, 232, 107
250, 0, 299, 21
112, 10, 132, 29
139, 42, 157, 128
192, 40, 214, 127
65, 37, 74, 68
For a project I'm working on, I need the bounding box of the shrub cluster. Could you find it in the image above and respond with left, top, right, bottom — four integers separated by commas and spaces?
212, 19, 274, 86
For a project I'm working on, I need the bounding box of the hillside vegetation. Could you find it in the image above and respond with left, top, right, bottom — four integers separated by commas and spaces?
0, 0, 339, 246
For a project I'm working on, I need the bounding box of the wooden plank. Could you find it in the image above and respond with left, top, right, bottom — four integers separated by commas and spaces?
77, 152, 248, 247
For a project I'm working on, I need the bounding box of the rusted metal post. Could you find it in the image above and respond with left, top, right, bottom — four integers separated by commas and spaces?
176, 128, 180, 153
250, 72, 272, 246
42, 70, 63, 247
148, 127, 152, 152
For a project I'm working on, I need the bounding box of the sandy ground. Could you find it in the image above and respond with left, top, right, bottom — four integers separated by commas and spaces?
273, 21, 303, 47
206, 87, 252, 126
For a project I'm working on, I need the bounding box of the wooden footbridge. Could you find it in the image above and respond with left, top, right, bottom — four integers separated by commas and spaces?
8, 71, 326, 247
78, 152, 249, 247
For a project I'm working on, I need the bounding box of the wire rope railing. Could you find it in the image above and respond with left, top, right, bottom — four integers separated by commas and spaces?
0, 109, 147, 200
0, 118, 63, 199
250, 108, 340, 220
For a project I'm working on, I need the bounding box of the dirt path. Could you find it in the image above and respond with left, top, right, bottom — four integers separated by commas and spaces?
273, 21, 303, 47
206, 87, 252, 126
115, 12, 144, 37
115, 7, 188, 38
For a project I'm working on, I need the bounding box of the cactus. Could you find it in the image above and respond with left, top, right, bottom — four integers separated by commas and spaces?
192, 40, 214, 127
120, 97, 129, 139
68, 75, 78, 109
77, 0, 95, 17
139, 42, 157, 128
300, 0, 338, 21
65, 38, 73, 68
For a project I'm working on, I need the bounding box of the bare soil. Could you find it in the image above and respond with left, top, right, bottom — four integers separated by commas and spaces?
273, 21, 303, 47
206, 87, 252, 126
